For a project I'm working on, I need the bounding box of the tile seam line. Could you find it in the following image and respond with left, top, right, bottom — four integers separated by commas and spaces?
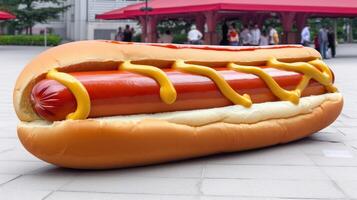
0, 174, 22, 187
54, 189, 202, 196
197, 162, 206, 196
42, 191, 55, 200
53, 189, 347, 199
318, 165, 351, 199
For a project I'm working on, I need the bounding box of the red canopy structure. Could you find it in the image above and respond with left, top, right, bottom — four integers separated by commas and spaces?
0, 11, 16, 20
97, 0, 357, 44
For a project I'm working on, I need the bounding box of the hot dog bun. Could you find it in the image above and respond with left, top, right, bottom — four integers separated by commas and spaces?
13, 41, 342, 169
14, 41, 320, 121
17, 94, 342, 169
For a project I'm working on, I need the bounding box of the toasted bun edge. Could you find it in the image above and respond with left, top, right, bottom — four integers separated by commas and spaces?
17, 96, 342, 169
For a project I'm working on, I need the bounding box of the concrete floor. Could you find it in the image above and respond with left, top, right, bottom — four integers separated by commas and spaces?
0, 44, 357, 200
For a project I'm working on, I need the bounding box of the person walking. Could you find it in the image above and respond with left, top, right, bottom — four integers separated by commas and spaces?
240, 25, 251, 46
250, 24, 261, 46
318, 26, 329, 59
130, 27, 135, 36
123, 25, 133, 42
259, 30, 269, 46
228, 24, 239, 46
187, 25, 203, 45
269, 26, 279, 45
300, 25, 311, 46
115, 27, 123, 41
328, 27, 336, 58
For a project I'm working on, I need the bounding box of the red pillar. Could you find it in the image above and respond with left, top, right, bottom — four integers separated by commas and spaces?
296, 13, 308, 32
139, 16, 147, 42
139, 16, 158, 43
147, 16, 158, 43
240, 13, 252, 26
256, 14, 269, 28
204, 11, 218, 45
138, 16, 146, 42
280, 12, 296, 44
296, 13, 308, 42
195, 14, 205, 35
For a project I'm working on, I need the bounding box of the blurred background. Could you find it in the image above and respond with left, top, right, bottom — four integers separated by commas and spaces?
0, 0, 356, 47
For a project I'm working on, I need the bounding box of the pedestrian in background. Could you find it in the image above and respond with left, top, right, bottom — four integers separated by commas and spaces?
228, 23, 239, 46
240, 25, 251, 46
158, 30, 173, 43
250, 24, 261, 46
187, 25, 203, 45
314, 35, 320, 52
259, 30, 269, 46
318, 26, 329, 59
301, 25, 311, 46
268, 26, 279, 45
123, 24, 133, 42
328, 27, 336, 58
115, 27, 123, 41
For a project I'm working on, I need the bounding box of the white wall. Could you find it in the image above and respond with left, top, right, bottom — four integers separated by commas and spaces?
72, 0, 88, 40
86, 0, 142, 40
34, 0, 143, 41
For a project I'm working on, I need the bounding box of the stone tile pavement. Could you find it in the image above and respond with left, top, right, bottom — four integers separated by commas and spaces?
0, 44, 356, 199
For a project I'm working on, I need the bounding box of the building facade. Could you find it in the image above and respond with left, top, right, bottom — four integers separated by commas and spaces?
33, 0, 143, 41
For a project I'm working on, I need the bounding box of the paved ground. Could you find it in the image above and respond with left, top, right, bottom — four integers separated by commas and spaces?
0, 44, 356, 200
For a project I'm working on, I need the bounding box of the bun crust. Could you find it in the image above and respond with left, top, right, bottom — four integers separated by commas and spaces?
13, 41, 321, 121
14, 41, 340, 169
17, 97, 342, 169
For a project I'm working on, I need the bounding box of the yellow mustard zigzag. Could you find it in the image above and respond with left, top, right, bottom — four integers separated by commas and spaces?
119, 61, 177, 104
227, 62, 301, 104
173, 60, 252, 107
46, 69, 91, 120
46, 58, 337, 120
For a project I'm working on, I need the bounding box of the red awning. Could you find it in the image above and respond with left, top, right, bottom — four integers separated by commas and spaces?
96, 0, 357, 20
0, 11, 16, 20
96, 3, 145, 20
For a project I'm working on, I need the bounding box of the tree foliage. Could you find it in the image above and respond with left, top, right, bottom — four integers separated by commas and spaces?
157, 19, 192, 35
0, 0, 69, 34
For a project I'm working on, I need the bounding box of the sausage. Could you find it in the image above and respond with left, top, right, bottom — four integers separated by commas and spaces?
31, 68, 326, 121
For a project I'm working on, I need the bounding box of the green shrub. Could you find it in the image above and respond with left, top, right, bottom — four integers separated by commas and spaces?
172, 34, 187, 44
0, 35, 62, 46
132, 34, 142, 42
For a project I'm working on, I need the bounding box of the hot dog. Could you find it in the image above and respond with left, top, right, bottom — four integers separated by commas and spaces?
31, 68, 326, 121
13, 41, 343, 169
